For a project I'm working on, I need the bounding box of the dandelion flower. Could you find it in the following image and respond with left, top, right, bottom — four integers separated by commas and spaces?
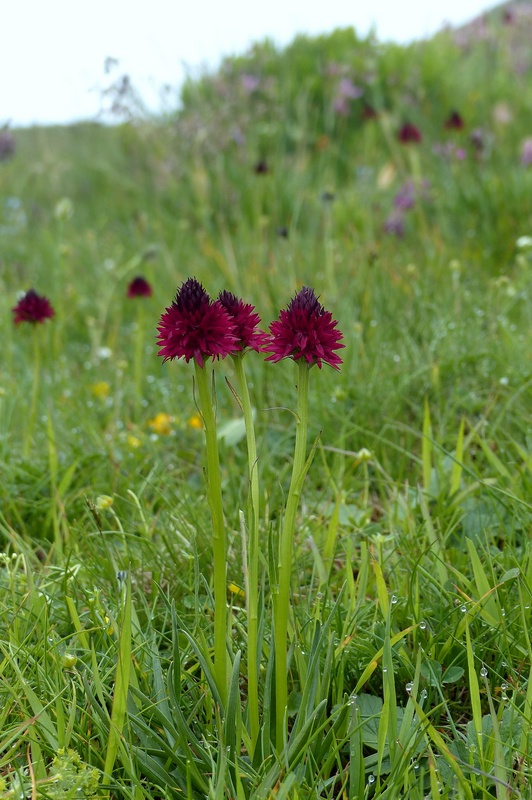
148, 412, 173, 435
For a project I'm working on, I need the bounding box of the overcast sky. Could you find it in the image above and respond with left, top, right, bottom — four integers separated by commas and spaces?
2, 0, 497, 127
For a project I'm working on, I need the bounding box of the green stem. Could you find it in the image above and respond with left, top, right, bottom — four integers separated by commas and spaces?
194, 361, 228, 705
133, 303, 144, 416
232, 355, 260, 751
24, 327, 41, 459
274, 360, 310, 750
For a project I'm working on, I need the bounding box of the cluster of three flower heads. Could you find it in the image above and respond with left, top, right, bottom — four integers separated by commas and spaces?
156, 278, 344, 370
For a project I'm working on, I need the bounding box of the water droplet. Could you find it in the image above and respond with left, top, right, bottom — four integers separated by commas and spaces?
460, 605, 467, 613
383, 668, 388, 673
316, 591, 323, 600
391, 594, 398, 604
420, 689, 428, 700
419, 620, 427, 630
405, 682, 414, 694
368, 774, 375, 784
501, 682, 509, 691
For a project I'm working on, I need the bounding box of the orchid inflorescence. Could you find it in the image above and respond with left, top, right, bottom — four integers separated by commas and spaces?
156, 276, 344, 749
156, 276, 344, 369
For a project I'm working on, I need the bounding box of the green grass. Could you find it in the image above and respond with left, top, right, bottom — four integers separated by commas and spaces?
1, 10, 532, 798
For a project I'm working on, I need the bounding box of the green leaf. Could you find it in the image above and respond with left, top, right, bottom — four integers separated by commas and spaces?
441, 666, 465, 684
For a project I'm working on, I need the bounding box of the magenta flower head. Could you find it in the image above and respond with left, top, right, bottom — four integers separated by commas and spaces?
398, 122, 422, 144
265, 286, 344, 370
444, 110, 465, 131
156, 277, 238, 366
12, 289, 55, 325
127, 275, 152, 298
218, 291, 269, 353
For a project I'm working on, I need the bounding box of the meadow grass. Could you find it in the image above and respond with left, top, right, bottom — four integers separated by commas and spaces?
1, 14, 532, 799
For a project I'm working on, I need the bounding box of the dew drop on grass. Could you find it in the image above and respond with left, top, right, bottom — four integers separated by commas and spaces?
480, 666, 488, 678
368, 774, 375, 785
405, 682, 413, 694
419, 620, 427, 630
420, 689, 428, 700
391, 594, 398, 604
383, 668, 388, 673
460, 605, 467, 613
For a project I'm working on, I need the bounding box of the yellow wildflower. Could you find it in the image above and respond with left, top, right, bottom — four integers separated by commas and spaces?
229, 582, 245, 598
92, 381, 110, 400
188, 414, 203, 430
95, 494, 113, 510
148, 412, 173, 435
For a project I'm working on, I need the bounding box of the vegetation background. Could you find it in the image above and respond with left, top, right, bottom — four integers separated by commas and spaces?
0, 2, 532, 797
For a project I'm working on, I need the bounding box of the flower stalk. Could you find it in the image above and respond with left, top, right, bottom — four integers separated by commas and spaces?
194, 360, 228, 704
232, 354, 261, 750
273, 359, 310, 749
25, 326, 42, 458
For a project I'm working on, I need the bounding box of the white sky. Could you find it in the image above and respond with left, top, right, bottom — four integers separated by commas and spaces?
2, 0, 497, 127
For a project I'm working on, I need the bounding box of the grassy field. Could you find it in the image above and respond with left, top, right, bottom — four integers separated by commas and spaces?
1, 8, 532, 798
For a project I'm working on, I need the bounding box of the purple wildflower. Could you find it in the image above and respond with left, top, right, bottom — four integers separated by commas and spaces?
156, 278, 238, 366
218, 291, 269, 352
398, 123, 422, 144
12, 289, 55, 325
127, 276, 152, 298
265, 286, 344, 370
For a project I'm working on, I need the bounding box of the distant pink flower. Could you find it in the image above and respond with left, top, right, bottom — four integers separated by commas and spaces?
394, 180, 416, 210
127, 276, 152, 298
383, 211, 405, 237
265, 286, 344, 370
156, 278, 238, 366
241, 74, 260, 93
12, 289, 54, 325
433, 142, 466, 161
218, 291, 269, 353
337, 78, 363, 100
520, 138, 532, 166
333, 78, 363, 116
398, 122, 422, 144
0, 130, 15, 161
